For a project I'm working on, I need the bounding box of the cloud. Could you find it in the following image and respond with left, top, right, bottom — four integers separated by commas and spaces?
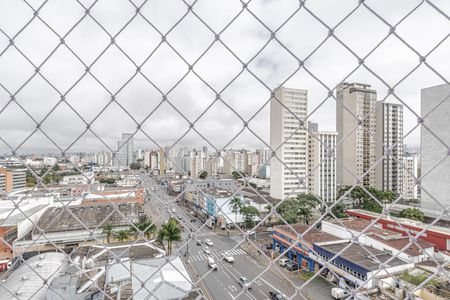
0, 0, 449, 154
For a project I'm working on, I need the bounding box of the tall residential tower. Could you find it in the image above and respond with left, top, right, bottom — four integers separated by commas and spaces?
336, 83, 377, 188
270, 87, 308, 200
376, 102, 404, 195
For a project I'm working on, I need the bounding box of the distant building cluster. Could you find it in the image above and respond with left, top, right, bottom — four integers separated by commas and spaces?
269, 83, 449, 218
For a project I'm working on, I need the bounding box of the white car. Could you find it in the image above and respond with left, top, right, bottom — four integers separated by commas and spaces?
266, 227, 273, 232
204, 239, 214, 247
224, 254, 234, 263
208, 257, 217, 270
203, 246, 211, 255
246, 230, 256, 235
172, 208, 177, 213
238, 276, 252, 289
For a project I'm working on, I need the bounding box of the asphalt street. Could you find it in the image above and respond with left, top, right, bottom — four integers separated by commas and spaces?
142, 175, 332, 300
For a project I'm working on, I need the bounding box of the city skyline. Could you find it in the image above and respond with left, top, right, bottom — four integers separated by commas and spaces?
1, 1, 449, 153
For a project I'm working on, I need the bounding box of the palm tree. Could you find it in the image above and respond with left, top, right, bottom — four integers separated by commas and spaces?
130, 220, 157, 240
158, 218, 181, 255
102, 224, 113, 243
229, 197, 242, 225
114, 229, 130, 242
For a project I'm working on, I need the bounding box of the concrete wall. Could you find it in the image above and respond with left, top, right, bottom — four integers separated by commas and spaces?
421, 84, 450, 213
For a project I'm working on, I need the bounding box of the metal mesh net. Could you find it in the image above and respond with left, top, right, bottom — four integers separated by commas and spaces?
0, 0, 449, 299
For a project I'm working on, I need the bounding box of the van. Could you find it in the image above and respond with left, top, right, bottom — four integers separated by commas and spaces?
278, 258, 290, 267
208, 257, 217, 270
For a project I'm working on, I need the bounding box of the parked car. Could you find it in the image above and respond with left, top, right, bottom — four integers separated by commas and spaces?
204, 239, 214, 246
246, 230, 256, 235
224, 254, 234, 263
286, 263, 299, 271
331, 287, 350, 299
266, 243, 273, 250
196, 240, 202, 246
177, 215, 182, 220
190, 219, 196, 222
269, 291, 286, 300
266, 227, 273, 232
208, 257, 217, 270
203, 246, 211, 255
278, 258, 290, 267
238, 276, 252, 289
172, 208, 177, 213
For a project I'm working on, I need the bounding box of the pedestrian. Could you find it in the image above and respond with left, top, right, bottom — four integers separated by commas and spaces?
227, 230, 229, 236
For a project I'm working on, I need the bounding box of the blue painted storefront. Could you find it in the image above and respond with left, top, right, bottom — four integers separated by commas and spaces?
272, 231, 315, 272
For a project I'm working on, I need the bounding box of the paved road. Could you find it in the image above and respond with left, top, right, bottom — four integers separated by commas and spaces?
142, 175, 332, 300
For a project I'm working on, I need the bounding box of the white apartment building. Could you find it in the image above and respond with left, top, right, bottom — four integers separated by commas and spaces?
60, 172, 95, 185
308, 125, 337, 202
43, 157, 58, 167
376, 102, 404, 195
402, 152, 420, 200
270, 87, 308, 200
336, 83, 377, 187
421, 84, 450, 213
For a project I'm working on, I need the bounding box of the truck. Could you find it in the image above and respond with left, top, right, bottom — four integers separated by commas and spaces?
331, 287, 350, 299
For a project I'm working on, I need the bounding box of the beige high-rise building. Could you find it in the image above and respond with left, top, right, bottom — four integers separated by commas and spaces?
270, 87, 308, 200
336, 83, 377, 188
376, 102, 403, 195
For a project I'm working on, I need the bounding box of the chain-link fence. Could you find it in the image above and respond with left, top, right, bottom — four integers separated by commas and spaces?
0, 0, 449, 299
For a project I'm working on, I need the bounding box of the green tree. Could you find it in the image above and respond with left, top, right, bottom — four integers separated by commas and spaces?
102, 224, 113, 243
130, 220, 157, 240
248, 182, 257, 189
337, 185, 392, 213
26, 171, 36, 187
114, 229, 130, 242
231, 171, 243, 179
100, 177, 116, 184
399, 208, 425, 222
240, 205, 260, 228
199, 171, 208, 179
129, 162, 141, 170
331, 202, 347, 218
277, 193, 320, 224
158, 218, 181, 255
229, 197, 242, 225
52, 164, 60, 172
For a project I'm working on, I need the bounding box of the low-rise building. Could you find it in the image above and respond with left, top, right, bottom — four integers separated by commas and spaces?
0, 167, 26, 193
346, 209, 450, 252
60, 172, 95, 185
81, 188, 144, 205
14, 203, 143, 254
0, 252, 66, 300
272, 224, 343, 272
322, 219, 435, 263
311, 241, 413, 289
116, 174, 141, 187
0, 193, 53, 261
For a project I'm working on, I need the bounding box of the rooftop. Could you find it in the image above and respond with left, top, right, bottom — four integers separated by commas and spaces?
315, 241, 407, 271
274, 224, 342, 246
326, 219, 434, 256
346, 209, 450, 236
0, 252, 66, 300
34, 203, 141, 233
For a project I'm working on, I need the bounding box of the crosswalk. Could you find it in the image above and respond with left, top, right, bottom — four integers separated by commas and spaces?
180, 231, 217, 239
189, 248, 246, 262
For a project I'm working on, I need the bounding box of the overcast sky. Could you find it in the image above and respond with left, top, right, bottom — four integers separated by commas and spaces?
0, 0, 449, 155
